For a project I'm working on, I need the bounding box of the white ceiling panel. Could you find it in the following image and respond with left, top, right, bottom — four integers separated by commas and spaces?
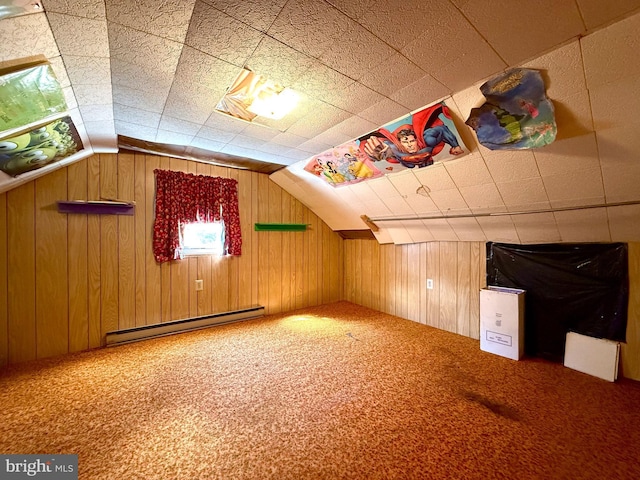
2, 1, 640, 242
554, 208, 611, 242
447, 217, 486, 241
608, 204, 640, 241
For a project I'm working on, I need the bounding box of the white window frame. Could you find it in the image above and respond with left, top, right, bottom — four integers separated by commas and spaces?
179, 221, 225, 257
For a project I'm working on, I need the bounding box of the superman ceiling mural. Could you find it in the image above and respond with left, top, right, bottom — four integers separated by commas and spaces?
304, 101, 467, 187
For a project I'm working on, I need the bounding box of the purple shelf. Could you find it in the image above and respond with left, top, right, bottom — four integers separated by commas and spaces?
57, 201, 135, 215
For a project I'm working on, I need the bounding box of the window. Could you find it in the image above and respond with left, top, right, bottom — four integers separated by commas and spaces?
179, 221, 225, 257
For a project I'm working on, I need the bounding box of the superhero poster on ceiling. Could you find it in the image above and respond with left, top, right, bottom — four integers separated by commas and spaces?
0, 116, 84, 177
304, 101, 467, 187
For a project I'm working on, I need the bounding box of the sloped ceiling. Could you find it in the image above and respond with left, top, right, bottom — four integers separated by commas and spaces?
1, 0, 640, 243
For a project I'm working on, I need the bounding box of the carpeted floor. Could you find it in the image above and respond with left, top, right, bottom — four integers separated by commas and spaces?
1, 301, 639, 479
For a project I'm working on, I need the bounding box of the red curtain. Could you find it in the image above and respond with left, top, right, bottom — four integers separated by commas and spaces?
152, 169, 242, 263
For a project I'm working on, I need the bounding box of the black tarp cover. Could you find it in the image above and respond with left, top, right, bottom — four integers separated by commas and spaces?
486, 242, 628, 362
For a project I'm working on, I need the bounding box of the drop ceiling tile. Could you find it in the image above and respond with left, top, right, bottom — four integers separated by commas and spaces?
554, 208, 611, 242
115, 120, 157, 142
577, 0, 640, 30
459, 183, 505, 211
481, 149, 540, 183
108, 23, 183, 75
348, 181, 381, 203
336, 116, 379, 138
533, 133, 599, 177
589, 69, 640, 130
42, 0, 106, 19
445, 154, 493, 187
511, 212, 561, 244
185, 1, 262, 66
200, 0, 288, 32
62, 86, 77, 110
367, 176, 400, 199
159, 116, 201, 140
428, 188, 469, 213
422, 219, 459, 241
107, 0, 196, 43
79, 104, 113, 122
239, 123, 281, 142
380, 195, 415, 216
174, 47, 241, 94
72, 83, 112, 106
269, 132, 308, 149
311, 126, 355, 148
550, 89, 594, 141
497, 177, 550, 211
110, 58, 174, 93
163, 85, 219, 124
358, 52, 426, 97
244, 36, 316, 87
286, 102, 351, 139
404, 222, 436, 243
597, 123, 640, 203
447, 217, 486, 241
390, 74, 450, 112
277, 148, 311, 162
47, 56, 70, 88
62, 56, 111, 85
412, 163, 456, 191
400, 4, 506, 92
204, 112, 247, 134
329, 82, 385, 116
47, 12, 108, 57
476, 216, 520, 243
386, 171, 421, 198
0, 13, 59, 62
266, 0, 353, 59
84, 120, 117, 151
358, 98, 409, 126
325, 0, 377, 22
582, 10, 640, 89
373, 229, 394, 244
405, 193, 439, 215
291, 62, 356, 106
521, 40, 585, 100
113, 85, 168, 113
608, 204, 640, 241
189, 136, 227, 152
451, 82, 486, 121
155, 130, 194, 146
113, 104, 161, 128
196, 125, 238, 144
386, 226, 415, 245
297, 139, 334, 155
460, 0, 584, 65
542, 168, 605, 207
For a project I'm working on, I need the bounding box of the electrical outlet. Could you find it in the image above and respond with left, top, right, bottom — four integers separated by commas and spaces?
427, 279, 434, 290
195, 279, 203, 291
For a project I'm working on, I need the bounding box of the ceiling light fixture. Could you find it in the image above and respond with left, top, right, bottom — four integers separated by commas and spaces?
215, 68, 299, 122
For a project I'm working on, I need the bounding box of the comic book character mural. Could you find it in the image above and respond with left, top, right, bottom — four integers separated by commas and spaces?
304, 101, 467, 187
0, 116, 83, 177
465, 68, 556, 150
304, 141, 382, 187
359, 102, 464, 170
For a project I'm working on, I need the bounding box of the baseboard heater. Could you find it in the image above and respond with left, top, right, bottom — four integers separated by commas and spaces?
106, 306, 265, 347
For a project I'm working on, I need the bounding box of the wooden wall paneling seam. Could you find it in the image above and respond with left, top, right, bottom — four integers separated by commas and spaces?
407, 243, 420, 322
0, 193, 7, 366
426, 242, 439, 329
187, 161, 199, 318
250, 172, 259, 308
195, 162, 213, 316
469, 242, 482, 340
87, 155, 101, 347
419, 242, 427, 325
35, 169, 69, 358
257, 174, 270, 313
7, 183, 36, 362
281, 190, 292, 312
456, 242, 471, 337
134, 153, 147, 327
67, 160, 89, 352
117, 153, 136, 330
439, 242, 458, 333
145, 155, 161, 326
99, 154, 119, 340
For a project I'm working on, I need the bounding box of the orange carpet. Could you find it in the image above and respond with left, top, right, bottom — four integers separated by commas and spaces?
1, 301, 639, 479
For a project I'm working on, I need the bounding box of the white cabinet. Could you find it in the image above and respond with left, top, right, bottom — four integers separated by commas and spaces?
480, 286, 525, 360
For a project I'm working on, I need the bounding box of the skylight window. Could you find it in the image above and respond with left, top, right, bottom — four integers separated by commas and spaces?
215, 68, 299, 122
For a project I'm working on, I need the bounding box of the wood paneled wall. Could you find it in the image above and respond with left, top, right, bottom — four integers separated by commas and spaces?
343, 239, 640, 381
0, 153, 343, 366
344, 240, 485, 338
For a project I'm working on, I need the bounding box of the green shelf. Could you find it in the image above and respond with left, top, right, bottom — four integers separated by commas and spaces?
254, 223, 307, 232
